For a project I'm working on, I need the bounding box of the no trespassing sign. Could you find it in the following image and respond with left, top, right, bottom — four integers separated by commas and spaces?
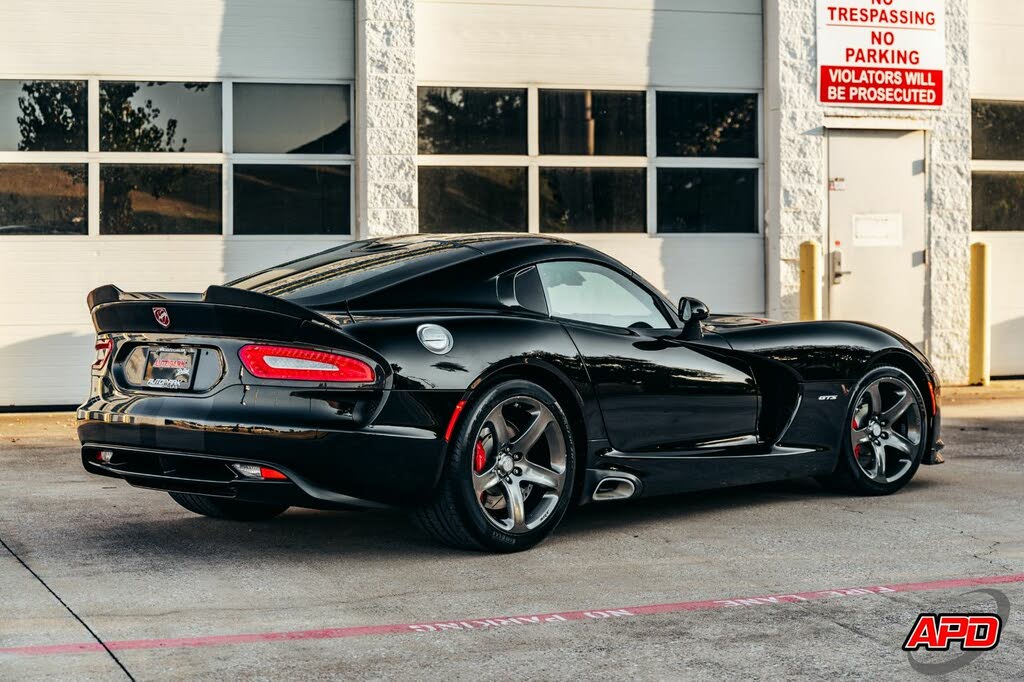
817, 0, 946, 108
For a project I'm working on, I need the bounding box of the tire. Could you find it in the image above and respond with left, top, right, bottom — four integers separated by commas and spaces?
818, 365, 928, 496
413, 379, 577, 552
168, 492, 289, 521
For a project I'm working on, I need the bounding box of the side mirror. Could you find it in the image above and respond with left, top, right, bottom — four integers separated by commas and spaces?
677, 297, 710, 339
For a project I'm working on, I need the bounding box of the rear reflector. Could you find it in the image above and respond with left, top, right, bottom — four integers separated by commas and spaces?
445, 399, 467, 442
92, 338, 113, 370
239, 344, 374, 383
259, 467, 288, 480
231, 463, 288, 480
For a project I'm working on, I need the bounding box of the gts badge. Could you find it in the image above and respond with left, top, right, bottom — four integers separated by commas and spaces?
818, 394, 839, 401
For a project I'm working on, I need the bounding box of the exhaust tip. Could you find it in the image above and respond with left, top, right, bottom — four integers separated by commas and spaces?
592, 476, 637, 502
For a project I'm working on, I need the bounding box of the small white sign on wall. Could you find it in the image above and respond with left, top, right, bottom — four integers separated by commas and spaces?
852, 214, 903, 247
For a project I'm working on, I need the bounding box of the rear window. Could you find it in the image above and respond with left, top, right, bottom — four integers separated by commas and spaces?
228, 238, 475, 303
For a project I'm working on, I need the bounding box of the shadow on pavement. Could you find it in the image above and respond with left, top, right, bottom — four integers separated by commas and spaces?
70, 474, 952, 562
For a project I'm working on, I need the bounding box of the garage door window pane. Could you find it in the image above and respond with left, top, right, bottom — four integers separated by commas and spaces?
418, 87, 527, 155
100, 82, 221, 152
972, 172, 1024, 231
418, 166, 527, 232
0, 164, 87, 234
656, 92, 757, 158
540, 168, 646, 233
234, 84, 351, 154
234, 165, 351, 235
0, 81, 87, 151
657, 168, 757, 233
100, 164, 222, 234
539, 90, 645, 156
972, 100, 1024, 161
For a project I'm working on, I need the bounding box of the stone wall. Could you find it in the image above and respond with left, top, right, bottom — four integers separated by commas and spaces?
356, 0, 418, 237
765, 0, 972, 383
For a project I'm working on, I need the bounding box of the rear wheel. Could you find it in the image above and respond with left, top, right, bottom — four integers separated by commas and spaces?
168, 492, 289, 521
819, 366, 928, 495
414, 380, 576, 552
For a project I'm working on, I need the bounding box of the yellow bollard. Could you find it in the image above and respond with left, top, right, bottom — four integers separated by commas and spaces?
969, 242, 991, 386
799, 241, 821, 321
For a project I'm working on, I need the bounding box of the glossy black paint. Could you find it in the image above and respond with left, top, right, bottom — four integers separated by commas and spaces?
78, 234, 942, 510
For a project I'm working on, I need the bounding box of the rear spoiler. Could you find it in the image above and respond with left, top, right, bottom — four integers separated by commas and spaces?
87, 284, 347, 339
88, 284, 335, 323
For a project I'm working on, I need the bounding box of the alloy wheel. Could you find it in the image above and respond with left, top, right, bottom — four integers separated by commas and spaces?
849, 376, 924, 484
471, 396, 568, 534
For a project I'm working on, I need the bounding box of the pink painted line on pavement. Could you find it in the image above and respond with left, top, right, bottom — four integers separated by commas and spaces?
3, 572, 1023, 657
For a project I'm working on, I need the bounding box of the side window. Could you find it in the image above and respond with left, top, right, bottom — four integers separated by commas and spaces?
513, 266, 548, 315
536, 261, 670, 329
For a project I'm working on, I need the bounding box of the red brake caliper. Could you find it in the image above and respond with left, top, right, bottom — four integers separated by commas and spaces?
473, 440, 487, 474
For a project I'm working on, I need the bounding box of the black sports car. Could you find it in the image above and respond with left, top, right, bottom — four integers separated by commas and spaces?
79, 234, 943, 551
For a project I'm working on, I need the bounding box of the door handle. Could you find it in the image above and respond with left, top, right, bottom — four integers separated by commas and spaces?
831, 250, 852, 284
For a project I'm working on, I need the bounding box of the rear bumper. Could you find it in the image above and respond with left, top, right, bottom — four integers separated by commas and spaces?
81, 443, 389, 509
77, 385, 458, 508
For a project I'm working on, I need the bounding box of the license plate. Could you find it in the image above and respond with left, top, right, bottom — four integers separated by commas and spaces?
143, 348, 196, 390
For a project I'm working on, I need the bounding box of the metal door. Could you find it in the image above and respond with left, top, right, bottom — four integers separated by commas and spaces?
827, 129, 927, 349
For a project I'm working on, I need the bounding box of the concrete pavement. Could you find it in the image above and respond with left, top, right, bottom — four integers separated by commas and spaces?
1, 385, 1022, 679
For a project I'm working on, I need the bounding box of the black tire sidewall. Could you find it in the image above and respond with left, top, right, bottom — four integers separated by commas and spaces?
448, 380, 576, 552
839, 366, 927, 494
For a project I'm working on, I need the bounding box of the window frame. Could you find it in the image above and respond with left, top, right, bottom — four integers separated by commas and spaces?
534, 258, 677, 332
416, 82, 763, 237
0, 76, 354, 239
971, 98, 1024, 233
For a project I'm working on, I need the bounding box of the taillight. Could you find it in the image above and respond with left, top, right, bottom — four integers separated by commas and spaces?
231, 463, 288, 480
238, 344, 375, 383
92, 338, 113, 370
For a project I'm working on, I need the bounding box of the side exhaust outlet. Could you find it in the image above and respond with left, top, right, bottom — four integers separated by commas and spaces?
591, 476, 639, 502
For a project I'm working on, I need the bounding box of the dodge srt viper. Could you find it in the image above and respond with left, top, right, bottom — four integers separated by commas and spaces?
78, 234, 943, 551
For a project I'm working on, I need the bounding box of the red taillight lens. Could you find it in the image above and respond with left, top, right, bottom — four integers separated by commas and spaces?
259, 466, 288, 480
238, 344, 375, 383
92, 338, 113, 370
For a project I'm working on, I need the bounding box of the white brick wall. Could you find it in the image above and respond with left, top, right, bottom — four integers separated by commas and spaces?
357, 0, 418, 237
764, 0, 972, 384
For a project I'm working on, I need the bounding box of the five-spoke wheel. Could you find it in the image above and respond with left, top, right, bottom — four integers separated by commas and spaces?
849, 375, 923, 484
414, 380, 576, 552
472, 397, 568, 534
821, 366, 928, 495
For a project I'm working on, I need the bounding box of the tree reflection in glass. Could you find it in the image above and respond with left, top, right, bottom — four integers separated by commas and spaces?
418, 87, 527, 155
656, 92, 757, 158
98, 82, 222, 234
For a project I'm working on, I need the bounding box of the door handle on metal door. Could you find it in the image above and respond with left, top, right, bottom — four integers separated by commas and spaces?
831, 250, 852, 284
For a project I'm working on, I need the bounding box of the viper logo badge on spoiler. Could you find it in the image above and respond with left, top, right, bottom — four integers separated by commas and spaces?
153, 307, 171, 328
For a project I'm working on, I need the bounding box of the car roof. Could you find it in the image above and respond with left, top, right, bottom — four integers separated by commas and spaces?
228, 233, 626, 311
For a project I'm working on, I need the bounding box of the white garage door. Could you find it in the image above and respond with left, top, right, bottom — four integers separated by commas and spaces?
0, 0, 356, 406
970, 0, 1024, 376
415, 0, 765, 315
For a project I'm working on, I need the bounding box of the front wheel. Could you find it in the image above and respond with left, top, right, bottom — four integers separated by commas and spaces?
414, 380, 577, 552
819, 366, 928, 495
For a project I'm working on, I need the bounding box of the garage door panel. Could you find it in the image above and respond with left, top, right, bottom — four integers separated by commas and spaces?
0, 238, 351, 406
975, 233, 1024, 376
0, 0, 354, 80
416, 1, 762, 88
